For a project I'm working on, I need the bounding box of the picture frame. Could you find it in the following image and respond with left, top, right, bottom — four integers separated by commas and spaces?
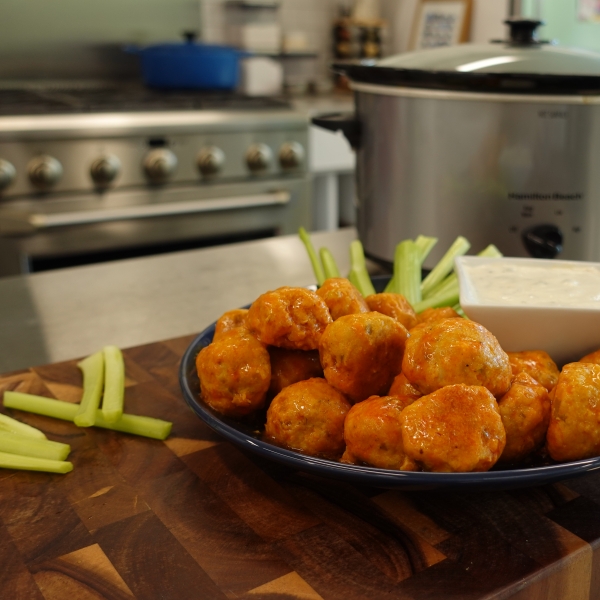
409, 0, 473, 51
578, 0, 600, 22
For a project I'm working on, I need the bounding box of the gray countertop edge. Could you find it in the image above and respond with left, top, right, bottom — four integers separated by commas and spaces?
0, 228, 361, 373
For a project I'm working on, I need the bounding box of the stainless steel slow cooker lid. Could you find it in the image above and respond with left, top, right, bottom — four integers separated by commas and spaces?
337, 20, 600, 95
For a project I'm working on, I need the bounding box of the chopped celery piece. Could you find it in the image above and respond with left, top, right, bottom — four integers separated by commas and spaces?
5, 393, 75, 420
425, 272, 458, 300
0, 451, 72, 474
0, 431, 70, 461
0, 412, 46, 439
348, 240, 376, 297
393, 240, 421, 306
453, 303, 467, 318
4, 391, 172, 440
319, 247, 341, 279
424, 243, 501, 300
414, 235, 438, 264
415, 280, 460, 313
102, 346, 125, 424
74, 350, 104, 427
421, 236, 471, 298
478, 244, 503, 258
299, 227, 325, 286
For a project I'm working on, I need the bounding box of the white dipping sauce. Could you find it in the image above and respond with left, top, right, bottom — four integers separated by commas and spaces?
465, 262, 600, 308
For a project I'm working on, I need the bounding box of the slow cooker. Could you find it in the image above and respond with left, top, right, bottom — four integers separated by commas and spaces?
314, 19, 600, 268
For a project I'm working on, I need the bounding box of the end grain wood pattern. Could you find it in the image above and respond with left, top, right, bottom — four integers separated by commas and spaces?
0, 335, 600, 600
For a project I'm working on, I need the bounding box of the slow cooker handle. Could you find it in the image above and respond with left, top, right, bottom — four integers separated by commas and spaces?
311, 113, 361, 149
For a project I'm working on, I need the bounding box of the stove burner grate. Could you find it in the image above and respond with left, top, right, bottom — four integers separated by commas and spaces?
0, 87, 291, 116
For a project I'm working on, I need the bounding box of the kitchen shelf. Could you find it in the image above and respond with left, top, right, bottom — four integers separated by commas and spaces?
252, 51, 318, 59
224, 1, 280, 9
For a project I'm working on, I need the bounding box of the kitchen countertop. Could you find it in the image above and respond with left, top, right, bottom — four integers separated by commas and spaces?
0, 228, 361, 374
290, 91, 354, 118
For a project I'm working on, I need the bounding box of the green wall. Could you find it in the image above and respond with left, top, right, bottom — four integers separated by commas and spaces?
524, 0, 600, 52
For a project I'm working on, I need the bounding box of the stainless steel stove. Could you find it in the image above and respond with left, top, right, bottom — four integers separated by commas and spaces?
0, 85, 310, 276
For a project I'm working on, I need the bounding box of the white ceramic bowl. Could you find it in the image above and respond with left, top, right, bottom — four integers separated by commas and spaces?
455, 256, 600, 367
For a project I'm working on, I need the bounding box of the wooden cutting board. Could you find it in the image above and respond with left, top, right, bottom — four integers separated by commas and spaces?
1, 335, 600, 600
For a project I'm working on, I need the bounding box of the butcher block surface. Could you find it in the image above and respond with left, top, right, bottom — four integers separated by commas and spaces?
1, 335, 600, 600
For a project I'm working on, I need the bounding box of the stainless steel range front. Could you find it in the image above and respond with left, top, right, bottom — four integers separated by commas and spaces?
0, 87, 310, 276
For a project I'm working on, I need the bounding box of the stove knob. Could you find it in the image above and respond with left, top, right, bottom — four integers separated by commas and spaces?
143, 148, 178, 184
522, 224, 563, 259
90, 155, 121, 186
0, 159, 16, 191
279, 141, 305, 170
197, 146, 225, 177
246, 143, 273, 173
28, 155, 63, 189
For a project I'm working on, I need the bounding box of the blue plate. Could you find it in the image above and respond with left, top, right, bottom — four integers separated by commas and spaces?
178, 285, 600, 491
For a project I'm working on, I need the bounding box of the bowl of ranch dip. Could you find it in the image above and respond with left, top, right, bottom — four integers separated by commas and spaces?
455, 256, 600, 367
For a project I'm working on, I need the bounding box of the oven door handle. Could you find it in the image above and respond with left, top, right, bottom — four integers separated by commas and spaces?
0, 191, 291, 235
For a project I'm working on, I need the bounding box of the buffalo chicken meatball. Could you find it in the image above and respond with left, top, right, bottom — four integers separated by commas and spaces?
342, 395, 418, 470
402, 318, 511, 397
268, 347, 323, 398
213, 308, 249, 341
316, 277, 369, 321
496, 372, 551, 465
196, 330, 270, 418
400, 384, 506, 472
388, 372, 423, 405
365, 293, 418, 330
547, 362, 600, 462
319, 312, 408, 403
416, 306, 461, 325
507, 350, 559, 393
579, 349, 600, 365
264, 377, 351, 459
247, 286, 332, 351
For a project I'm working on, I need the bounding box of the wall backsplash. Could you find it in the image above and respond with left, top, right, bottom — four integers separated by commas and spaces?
0, 0, 201, 80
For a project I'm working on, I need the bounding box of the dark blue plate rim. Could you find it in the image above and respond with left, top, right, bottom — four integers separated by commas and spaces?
179, 322, 600, 491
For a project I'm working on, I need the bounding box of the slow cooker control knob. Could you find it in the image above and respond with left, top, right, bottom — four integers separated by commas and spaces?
28, 155, 63, 189
279, 142, 305, 170
197, 146, 225, 176
90, 155, 121, 186
246, 143, 273, 173
143, 148, 178, 184
522, 224, 563, 259
0, 159, 16, 190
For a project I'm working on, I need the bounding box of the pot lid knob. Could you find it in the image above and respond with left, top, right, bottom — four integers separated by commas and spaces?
183, 31, 198, 44
503, 18, 547, 46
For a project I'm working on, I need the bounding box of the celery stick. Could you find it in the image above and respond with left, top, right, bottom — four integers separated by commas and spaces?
0, 431, 70, 461
414, 235, 438, 264
0, 412, 47, 439
0, 451, 72, 474
393, 240, 422, 306
299, 227, 325, 286
4, 392, 172, 440
424, 244, 501, 300
102, 346, 125, 423
425, 272, 458, 300
453, 303, 467, 318
478, 244, 503, 258
415, 281, 460, 313
74, 350, 104, 427
421, 236, 471, 298
348, 240, 376, 297
4, 392, 76, 420
319, 247, 341, 279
